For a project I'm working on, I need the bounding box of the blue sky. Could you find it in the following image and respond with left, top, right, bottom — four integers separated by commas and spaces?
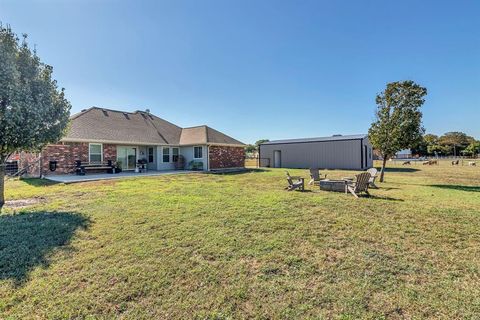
2, 0, 479, 143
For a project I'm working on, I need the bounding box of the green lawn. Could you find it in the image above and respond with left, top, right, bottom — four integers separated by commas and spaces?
1, 163, 480, 319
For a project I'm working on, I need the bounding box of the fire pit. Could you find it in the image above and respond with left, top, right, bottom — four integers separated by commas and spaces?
319, 179, 348, 192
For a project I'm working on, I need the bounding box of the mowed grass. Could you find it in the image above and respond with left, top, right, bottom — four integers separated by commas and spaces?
1, 163, 480, 319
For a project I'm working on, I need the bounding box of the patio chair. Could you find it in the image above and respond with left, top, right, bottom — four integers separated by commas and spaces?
308, 168, 327, 186
285, 171, 304, 191
345, 172, 371, 198
366, 167, 379, 188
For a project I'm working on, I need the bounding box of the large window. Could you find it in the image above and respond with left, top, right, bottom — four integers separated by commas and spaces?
89, 143, 103, 163
194, 146, 203, 159
163, 147, 170, 163
148, 147, 154, 163
172, 147, 179, 162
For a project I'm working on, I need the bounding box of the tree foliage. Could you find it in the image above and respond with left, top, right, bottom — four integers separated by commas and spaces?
368, 80, 427, 182
255, 139, 269, 147
245, 144, 256, 154
463, 141, 480, 157
416, 132, 477, 156
0, 24, 71, 208
245, 139, 269, 155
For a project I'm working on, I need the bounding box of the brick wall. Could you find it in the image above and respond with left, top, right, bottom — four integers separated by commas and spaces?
40, 142, 89, 175
208, 146, 245, 169
103, 144, 117, 162
10, 142, 118, 176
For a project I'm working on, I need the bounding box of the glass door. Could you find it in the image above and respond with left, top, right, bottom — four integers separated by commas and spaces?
117, 147, 137, 170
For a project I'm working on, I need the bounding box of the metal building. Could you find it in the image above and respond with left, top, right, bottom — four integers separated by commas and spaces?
259, 134, 373, 170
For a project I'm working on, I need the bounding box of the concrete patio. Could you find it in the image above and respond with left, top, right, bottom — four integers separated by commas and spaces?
45, 170, 193, 184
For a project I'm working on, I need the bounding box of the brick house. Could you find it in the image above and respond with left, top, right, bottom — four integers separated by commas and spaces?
12, 107, 245, 176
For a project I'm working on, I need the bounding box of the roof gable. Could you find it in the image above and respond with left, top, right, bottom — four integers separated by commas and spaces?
179, 125, 245, 146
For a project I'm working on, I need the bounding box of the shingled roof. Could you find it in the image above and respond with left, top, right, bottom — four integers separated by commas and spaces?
63, 107, 244, 146
180, 126, 245, 146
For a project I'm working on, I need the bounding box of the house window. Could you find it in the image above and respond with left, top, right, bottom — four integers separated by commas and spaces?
148, 147, 154, 163
172, 147, 179, 162
194, 146, 203, 159
89, 143, 103, 163
163, 147, 170, 163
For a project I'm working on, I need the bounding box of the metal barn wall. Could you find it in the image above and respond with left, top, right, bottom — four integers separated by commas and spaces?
260, 138, 372, 170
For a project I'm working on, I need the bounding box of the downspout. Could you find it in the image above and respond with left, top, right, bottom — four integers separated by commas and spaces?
258, 144, 261, 168
206, 145, 210, 171
39, 150, 43, 178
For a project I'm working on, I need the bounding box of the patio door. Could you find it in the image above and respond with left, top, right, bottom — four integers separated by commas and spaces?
117, 147, 137, 170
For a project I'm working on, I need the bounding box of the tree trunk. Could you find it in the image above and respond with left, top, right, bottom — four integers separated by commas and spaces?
379, 156, 388, 183
0, 162, 5, 210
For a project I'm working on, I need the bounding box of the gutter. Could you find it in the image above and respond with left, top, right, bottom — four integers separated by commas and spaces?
61, 139, 244, 148
258, 144, 261, 168
206, 145, 210, 171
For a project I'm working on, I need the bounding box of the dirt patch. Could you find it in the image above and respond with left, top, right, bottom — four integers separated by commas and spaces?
4, 197, 46, 209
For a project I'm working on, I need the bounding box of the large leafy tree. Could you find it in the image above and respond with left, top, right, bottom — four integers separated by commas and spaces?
368, 81, 427, 182
0, 24, 71, 209
438, 131, 475, 156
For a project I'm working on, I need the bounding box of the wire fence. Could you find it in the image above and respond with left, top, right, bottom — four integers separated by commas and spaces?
245, 157, 270, 168
387, 157, 478, 166
4, 160, 19, 175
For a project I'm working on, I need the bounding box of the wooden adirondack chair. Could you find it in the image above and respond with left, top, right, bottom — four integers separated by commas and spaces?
308, 168, 327, 186
345, 172, 371, 198
285, 171, 305, 191
366, 168, 379, 188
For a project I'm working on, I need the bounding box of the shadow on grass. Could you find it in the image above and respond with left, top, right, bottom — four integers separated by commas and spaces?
293, 189, 314, 193
429, 184, 480, 193
209, 168, 269, 175
381, 187, 401, 191
18, 178, 60, 187
368, 195, 404, 201
0, 211, 89, 285
383, 167, 420, 173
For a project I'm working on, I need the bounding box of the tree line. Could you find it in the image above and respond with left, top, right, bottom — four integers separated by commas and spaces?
413, 132, 479, 157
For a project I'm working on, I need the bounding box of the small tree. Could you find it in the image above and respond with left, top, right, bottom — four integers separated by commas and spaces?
245, 144, 256, 154
255, 139, 269, 148
463, 141, 480, 158
0, 24, 71, 209
368, 81, 427, 182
